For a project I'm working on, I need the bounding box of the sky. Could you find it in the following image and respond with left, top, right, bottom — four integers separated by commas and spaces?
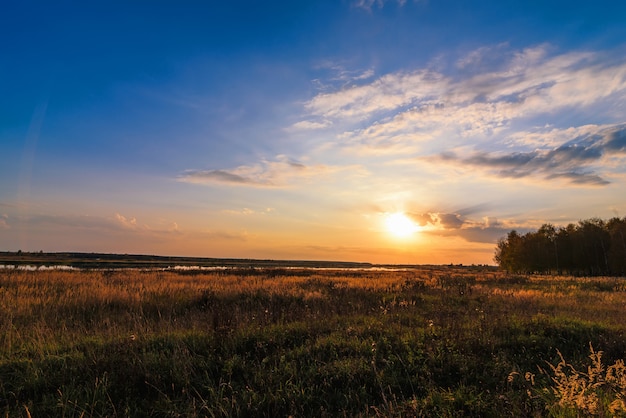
2, 0, 626, 265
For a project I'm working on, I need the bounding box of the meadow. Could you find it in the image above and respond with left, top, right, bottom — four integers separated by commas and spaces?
1, 266, 626, 417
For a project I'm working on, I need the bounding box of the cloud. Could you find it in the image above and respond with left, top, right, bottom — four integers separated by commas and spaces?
308, 62, 377, 97
503, 124, 605, 149
604, 127, 626, 152
296, 44, 626, 157
115, 213, 138, 229
431, 124, 626, 186
406, 211, 468, 230
179, 156, 368, 188
315, 62, 375, 84
455, 43, 511, 70
222, 207, 274, 216
304, 70, 448, 122
180, 169, 267, 186
449, 224, 515, 244
401, 207, 532, 243
435, 213, 465, 229
352, 0, 408, 11
113, 213, 185, 237
0, 214, 9, 229
288, 120, 332, 131
545, 172, 609, 186
433, 214, 521, 243
406, 212, 434, 226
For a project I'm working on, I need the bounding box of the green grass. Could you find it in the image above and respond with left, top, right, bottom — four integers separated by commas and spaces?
1, 267, 626, 416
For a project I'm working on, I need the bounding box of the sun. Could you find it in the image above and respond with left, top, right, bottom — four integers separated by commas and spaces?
384, 212, 420, 238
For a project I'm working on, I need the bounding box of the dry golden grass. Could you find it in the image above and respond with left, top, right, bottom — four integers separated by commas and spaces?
2, 266, 626, 416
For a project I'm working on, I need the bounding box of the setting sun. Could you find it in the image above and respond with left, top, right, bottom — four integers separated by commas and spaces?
385, 212, 420, 238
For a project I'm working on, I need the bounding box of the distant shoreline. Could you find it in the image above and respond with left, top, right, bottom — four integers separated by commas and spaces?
0, 251, 374, 270
0, 251, 495, 270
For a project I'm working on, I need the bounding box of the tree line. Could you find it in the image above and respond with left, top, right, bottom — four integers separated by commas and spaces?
495, 217, 626, 276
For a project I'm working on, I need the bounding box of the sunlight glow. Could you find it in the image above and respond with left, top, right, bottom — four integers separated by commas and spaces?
385, 212, 420, 238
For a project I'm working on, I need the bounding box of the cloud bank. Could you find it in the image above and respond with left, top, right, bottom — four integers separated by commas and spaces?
434, 124, 626, 186
398, 206, 524, 244
293, 44, 626, 185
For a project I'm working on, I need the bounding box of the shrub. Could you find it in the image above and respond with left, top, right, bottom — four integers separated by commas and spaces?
518, 343, 626, 416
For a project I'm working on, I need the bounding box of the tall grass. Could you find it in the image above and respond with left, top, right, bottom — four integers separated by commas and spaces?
1, 267, 626, 416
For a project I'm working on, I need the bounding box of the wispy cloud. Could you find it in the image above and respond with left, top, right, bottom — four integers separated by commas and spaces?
431, 124, 626, 186
0, 214, 9, 229
503, 124, 606, 149
288, 120, 333, 131
297, 44, 626, 148
114, 213, 179, 234
179, 155, 368, 188
222, 207, 274, 216
180, 169, 268, 186
314, 61, 375, 84
304, 69, 448, 122
455, 43, 511, 70
352, 0, 409, 11
115, 213, 138, 229
307, 62, 377, 99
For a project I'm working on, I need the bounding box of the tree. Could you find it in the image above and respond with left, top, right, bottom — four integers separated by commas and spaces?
494, 230, 523, 273
607, 217, 626, 275
495, 217, 624, 276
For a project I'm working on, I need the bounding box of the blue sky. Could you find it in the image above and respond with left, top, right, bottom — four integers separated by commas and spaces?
2, 0, 626, 264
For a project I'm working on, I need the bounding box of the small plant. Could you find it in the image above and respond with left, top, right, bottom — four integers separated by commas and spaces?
517, 343, 626, 416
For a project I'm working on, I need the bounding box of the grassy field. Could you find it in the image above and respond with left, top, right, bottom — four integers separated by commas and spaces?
1, 266, 626, 417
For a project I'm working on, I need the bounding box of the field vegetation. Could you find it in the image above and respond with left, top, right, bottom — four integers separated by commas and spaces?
1, 266, 626, 416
